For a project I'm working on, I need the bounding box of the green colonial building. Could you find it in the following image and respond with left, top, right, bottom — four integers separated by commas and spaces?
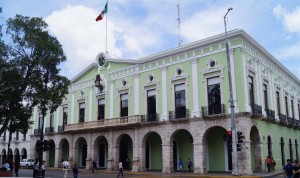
27, 29, 300, 175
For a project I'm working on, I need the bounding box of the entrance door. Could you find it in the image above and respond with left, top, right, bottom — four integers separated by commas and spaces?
99, 143, 105, 167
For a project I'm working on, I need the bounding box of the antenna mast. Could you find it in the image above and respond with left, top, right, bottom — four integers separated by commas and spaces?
177, 0, 182, 46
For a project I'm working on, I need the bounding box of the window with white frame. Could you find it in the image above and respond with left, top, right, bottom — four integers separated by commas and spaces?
174, 83, 186, 118
263, 84, 268, 110
98, 98, 105, 120
50, 113, 54, 128
276, 91, 281, 116
207, 77, 221, 115
291, 98, 295, 119
147, 89, 156, 121
63, 107, 68, 127
285, 96, 289, 117
248, 76, 255, 105
79, 103, 85, 123
120, 94, 128, 117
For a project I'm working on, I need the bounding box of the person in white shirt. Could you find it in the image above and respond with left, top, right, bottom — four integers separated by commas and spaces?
61, 160, 69, 178
117, 161, 124, 178
2, 161, 10, 171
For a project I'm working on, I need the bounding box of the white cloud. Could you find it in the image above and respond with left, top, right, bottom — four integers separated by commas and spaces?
273, 5, 300, 34
276, 41, 300, 60
46, 5, 122, 79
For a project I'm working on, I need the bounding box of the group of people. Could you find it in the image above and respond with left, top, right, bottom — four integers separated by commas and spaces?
32, 159, 46, 177
265, 156, 277, 172
1, 159, 20, 177
174, 158, 193, 172
284, 159, 300, 178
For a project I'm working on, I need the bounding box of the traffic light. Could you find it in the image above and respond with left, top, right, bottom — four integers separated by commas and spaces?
237, 131, 243, 151
36, 140, 43, 152
227, 130, 233, 152
43, 140, 50, 151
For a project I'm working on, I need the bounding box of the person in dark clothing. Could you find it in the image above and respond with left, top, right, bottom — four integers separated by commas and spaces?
187, 158, 192, 172
73, 163, 78, 178
92, 160, 98, 173
293, 161, 300, 178
284, 159, 294, 178
33, 159, 38, 178
14, 159, 20, 177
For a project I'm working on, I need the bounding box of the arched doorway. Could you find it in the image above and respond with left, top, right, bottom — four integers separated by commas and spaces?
8, 148, 13, 160
14, 149, 20, 161
280, 137, 285, 167
93, 136, 108, 168
75, 137, 87, 167
171, 129, 193, 172
203, 126, 228, 172
2, 149, 6, 164
59, 139, 69, 163
21, 148, 27, 159
289, 139, 293, 162
143, 132, 162, 171
118, 134, 133, 170
250, 126, 262, 172
267, 136, 272, 157
48, 140, 55, 167
295, 139, 299, 161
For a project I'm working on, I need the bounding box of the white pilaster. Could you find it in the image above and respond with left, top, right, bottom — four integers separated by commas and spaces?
257, 62, 265, 115
134, 74, 140, 115
89, 86, 93, 121
241, 50, 250, 112
269, 70, 275, 111
161, 66, 168, 120
55, 107, 60, 132
110, 80, 114, 118
191, 59, 200, 117
255, 60, 261, 105
230, 49, 239, 112
71, 91, 75, 124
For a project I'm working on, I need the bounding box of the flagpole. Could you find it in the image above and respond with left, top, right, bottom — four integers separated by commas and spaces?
105, 0, 108, 54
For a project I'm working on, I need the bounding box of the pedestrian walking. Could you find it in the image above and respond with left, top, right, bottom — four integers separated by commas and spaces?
270, 157, 276, 172
284, 159, 294, 178
73, 163, 78, 178
179, 159, 183, 170
92, 160, 98, 173
293, 161, 300, 178
187, 158, 192, 172
117, 161, 124, 178
41, 160, 46, 177
33, 159, 38, 177
2, 160, 10, 171
265, 156, 271, 172
14, 159, 20, 177
62, 160, 69, 178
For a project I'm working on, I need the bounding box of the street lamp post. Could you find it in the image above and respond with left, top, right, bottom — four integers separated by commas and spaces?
224, 7, 238, 176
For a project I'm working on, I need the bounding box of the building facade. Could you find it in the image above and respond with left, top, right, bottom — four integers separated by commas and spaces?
4, 29, 300, 175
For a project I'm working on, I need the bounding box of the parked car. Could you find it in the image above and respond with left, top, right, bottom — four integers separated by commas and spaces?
20, 158, 35, 168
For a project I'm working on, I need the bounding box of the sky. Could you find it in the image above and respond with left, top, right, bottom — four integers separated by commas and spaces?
1, 0, 300, 80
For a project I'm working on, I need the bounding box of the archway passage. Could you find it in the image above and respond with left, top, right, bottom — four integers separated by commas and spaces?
76, 138, 87, 167
48, 140, 55, 167
144, 132, 162, 171
205, 127, 229, 172
21, 148, 27, 159
8, 148, 13, 160
60, 139, 69, 163
94, 136, 108, 168
2, 149, 6, 164
250, 126, 262, 172
172, 129, 193, 172
119, 134, 133, 170
14, 149, 20, 162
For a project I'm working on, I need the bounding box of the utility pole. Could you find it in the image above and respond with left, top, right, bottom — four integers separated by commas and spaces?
224, 7, 238, 176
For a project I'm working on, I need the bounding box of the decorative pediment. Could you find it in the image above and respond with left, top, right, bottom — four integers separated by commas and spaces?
246, 58, 255, 73
201, 63, 224, 82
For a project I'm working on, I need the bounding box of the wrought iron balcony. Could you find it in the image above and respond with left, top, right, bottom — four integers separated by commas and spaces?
296, 120, 300, 129
45, 127, 54, 134
266, 108, 275, 121
202, 104, 225, 117
64, 115, 142, 131
250, 103, 262, 116
169, 108, 190, 120
34, 129, 41, 135
57, 126, 64, 132
141, 113, 159, 122
287, 117, 297, 127
279, 114, 287, 125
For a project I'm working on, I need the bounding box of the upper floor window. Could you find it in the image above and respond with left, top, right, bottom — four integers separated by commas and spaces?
174, 83, 186, 118
98, 99, 105, 120
79, 103, 85, 123
276, 91, 281, 116
147, 89, 157, 121
16, 130, 19, 140
263, 84, 268, 110
291, 99, 295, 119
207, 77, 221, 115
285, 96, 289, 117
248, 76, 255, 105
120, 94, 128, 117
38, 113, 43, 130
3, 131, 6, 141
298, 101, 300, 119
50, 113, 54, 128
63, 107, 68, 126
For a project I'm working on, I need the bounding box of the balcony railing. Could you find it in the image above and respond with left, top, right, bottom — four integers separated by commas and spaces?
13, 137, 19, 142
279, 114, 287, 125
287, 117, 297, 127
266, 108, 275, 121
296, 120, 300, 129
141, 113, 159, 122
57, 126, 64, 132
45, 127, 54, 134
65, 115, 142, 131
34, 129, 41, 135
250, 103, 262, 116
202, 104, 225, 117
169, 108, 190, 120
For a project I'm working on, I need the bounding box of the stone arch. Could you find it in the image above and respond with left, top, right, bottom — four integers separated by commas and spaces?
2, 149, 6, 163
116, 134, 133, 170
58, 138, 70, 165
170, 129, 194, 172
47, 139, 56, 167
14, 148, 20, 161
289, 138, 293, 162
250, 125, 262, 172
93, 135, 108, 168
267, 135, 272, 157
141, 131, 163, 171
280, 137, 285, 167
21, 148, 27, 159
202, 126, 228, 173
75, 137, 87, 167
7, 148, 13, 160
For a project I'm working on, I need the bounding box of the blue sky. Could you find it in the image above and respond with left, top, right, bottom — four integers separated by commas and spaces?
1, 0, 300, 80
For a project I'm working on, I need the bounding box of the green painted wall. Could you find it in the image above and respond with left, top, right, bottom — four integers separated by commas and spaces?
148, 133, 162, 170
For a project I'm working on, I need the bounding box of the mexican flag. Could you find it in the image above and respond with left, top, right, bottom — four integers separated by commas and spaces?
96, 2, 108, 21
